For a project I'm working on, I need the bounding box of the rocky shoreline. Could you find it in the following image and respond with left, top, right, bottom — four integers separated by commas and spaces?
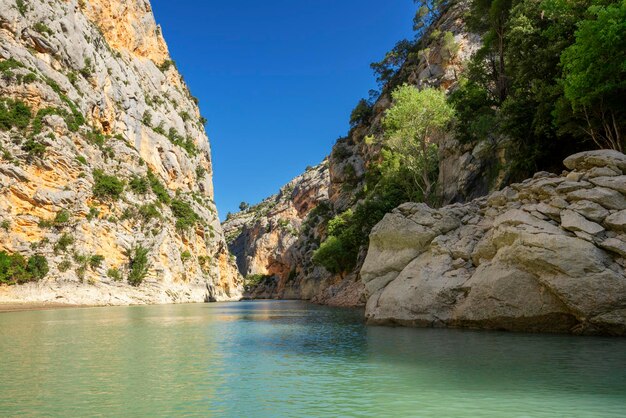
362, 151, 626, 336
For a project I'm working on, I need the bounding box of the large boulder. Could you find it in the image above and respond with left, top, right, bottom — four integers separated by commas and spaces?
361, 151, 626, 335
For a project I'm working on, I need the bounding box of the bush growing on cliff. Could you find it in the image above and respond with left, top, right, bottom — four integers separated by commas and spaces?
33, 22, 53, 36
170, 199, 200, 231
107, 268, 122, 282
138, 203, 161, 222
126, 246, 150, 287
245, 274, 273, 288
0, 251, 48, 284
129, 175, 149, 195
147, 169, 170, 204
349, 98, 373, 127
54, 233, 74, 253
89, 255, 104, 269
158, 60, 176, 72
0, 98, 31, 131
180, 250, 192, 263
92, 169, 124, 200
21, 138, 47, 160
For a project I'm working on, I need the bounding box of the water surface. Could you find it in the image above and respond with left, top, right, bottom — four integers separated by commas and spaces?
1, 301, 625, 417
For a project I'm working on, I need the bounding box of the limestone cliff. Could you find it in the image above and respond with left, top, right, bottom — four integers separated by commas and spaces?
363, 151, 626, 335
222, 163, 348, 302
0, 0, 242, 304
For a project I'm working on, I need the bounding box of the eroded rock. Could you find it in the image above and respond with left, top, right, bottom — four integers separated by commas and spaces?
362, 151, 626, 335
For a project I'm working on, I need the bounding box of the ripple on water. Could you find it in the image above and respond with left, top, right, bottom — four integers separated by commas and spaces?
0, 301, 625, 417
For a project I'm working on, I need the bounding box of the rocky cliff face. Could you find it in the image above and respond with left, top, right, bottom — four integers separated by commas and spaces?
0, 0, 242, 304
222, 1, 485, 306
362, 151, 626, 335
222, 163, 344, 301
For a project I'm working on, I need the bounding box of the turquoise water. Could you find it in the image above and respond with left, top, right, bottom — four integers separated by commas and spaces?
0, 301, 625, 417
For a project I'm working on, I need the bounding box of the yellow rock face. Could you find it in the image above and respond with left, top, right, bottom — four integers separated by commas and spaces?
0, 0, 242, 305
83, 0, 170, 63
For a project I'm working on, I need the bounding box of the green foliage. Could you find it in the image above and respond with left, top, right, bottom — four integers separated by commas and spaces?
196, 165, 206, 179
86, 129, 106, 147
383, 85, 453, 200
129, 175, 149, 195
0, 98, 32, 131
454, 0, 626, 177
349, 99, 373, 127
413, 0, 449, 34
142, 110, 152, 127
239, 201, 250, 211
370, 39, 413, 86
0, 58, 24, 74
158, 60, 175, 72
76, 155, 87, 165
27, 255, 49, 280
331, 142, 351, 161
53, 209, 71, 225
0, 251, 48, 284
87, 206, 100, 221
245, 274, 273, 287
440, 31, 459, 62
315, 85, 453, 274
560, 0, 626, 150
16, 0, 27, 15
107, 268, 122, 281
126, 246, 150, 286
58, 259, 72, 272
167, 128, 198, 156
180, 250, 192, 263
92, 169, 124, 200
138, 203, 161, 222
89, 255, 104, 269
1, 220, 10, 231
147, 169, 170, 204
54, 233, 74, 253
21, 138, 46, 160
33, 22, 53, 36
313, 235, 356, 274
170, 199, 200, 231
80, 57, 93, 78
449, 78, 497, 143
313, 177, 408, 274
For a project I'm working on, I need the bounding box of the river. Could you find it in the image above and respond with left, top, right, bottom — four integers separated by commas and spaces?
1, 300, 625, 417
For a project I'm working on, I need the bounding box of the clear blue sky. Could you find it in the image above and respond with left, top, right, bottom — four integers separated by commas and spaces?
151, 0, 416, 219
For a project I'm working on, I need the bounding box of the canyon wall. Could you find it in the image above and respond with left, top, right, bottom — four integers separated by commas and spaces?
0, 0, 242, 305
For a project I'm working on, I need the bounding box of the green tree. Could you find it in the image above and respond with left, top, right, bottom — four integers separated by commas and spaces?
382, 85, 454, 201
467, 0, 515, 103
349, 99, 373, 127
560, 0, 626, 151
126, 246, 150, 286
92, 170, 124, 200
370, 40, 413, 86
413, 1, 450, 34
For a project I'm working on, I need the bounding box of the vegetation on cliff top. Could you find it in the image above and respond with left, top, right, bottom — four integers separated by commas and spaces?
0, 251, 49, 285
312, 0, 626, 275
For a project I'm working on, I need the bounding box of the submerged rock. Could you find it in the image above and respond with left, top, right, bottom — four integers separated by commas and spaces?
362, 151, 626, 335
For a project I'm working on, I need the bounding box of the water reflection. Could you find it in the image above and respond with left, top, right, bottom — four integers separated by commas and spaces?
0, 301, 625, 417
